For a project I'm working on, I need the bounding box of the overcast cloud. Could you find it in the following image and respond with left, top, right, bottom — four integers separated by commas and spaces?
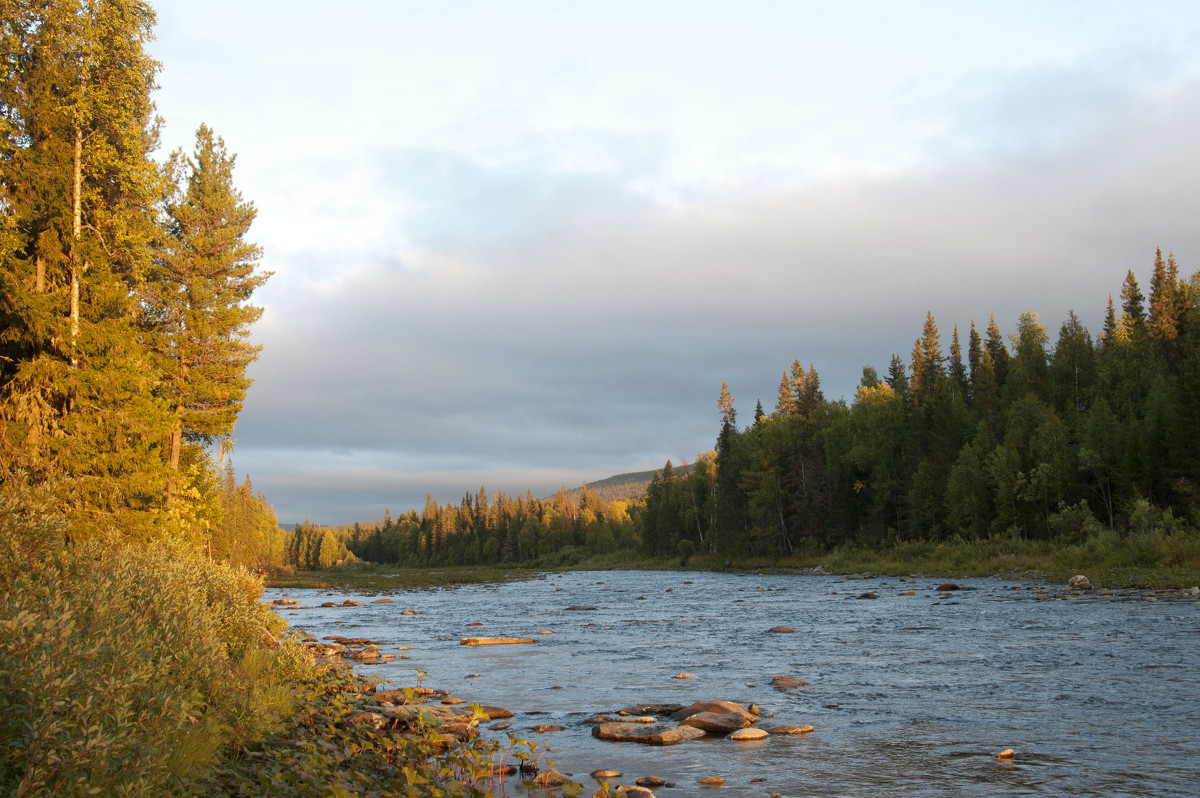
147, 1, 1200, 523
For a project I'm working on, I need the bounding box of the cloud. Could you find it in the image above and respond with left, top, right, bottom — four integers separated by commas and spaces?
228, 70, 1200, 523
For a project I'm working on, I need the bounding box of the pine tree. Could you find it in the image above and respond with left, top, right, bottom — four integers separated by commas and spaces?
1148, 248, 1181, 366
1006, 309, 1048, 401
0, 0, 170, 538
717, 380, 736, 427
142, 124, 269, 498
774, 371, 792, 416
948, 325, 967, 401
1048, 310, 1095, 416
984, 315, 1009, 392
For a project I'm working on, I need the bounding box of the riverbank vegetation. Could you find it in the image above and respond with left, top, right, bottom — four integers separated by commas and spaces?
0, 2, 485, 794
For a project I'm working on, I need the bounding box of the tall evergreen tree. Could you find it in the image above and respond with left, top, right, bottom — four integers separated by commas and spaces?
1148, 248, 1181, 366
0, 0, 169, 538
141, 124, 268, 498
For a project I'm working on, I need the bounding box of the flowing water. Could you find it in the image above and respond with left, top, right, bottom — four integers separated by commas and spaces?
264, 571, 1200, 797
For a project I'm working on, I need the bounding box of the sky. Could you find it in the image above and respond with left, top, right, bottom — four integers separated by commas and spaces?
147, 1, 1200, 525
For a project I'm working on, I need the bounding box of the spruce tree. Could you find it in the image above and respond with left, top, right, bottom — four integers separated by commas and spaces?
0, 0, 169, 538
143, 124, 269, 498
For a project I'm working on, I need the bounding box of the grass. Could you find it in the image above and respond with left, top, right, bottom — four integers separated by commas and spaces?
266, 560, 543, 591
684, 529, 1200, 589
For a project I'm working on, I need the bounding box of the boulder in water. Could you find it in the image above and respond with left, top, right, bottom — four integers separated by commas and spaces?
592, 722, 706, 745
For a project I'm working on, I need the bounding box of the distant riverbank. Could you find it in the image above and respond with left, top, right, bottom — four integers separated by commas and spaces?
267, 530, 1200, 592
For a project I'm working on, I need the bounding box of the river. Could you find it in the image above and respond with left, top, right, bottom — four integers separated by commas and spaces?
264, 570, 1199, 797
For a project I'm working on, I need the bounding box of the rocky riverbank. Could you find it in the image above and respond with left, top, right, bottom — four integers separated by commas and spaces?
291, 629, 820, 797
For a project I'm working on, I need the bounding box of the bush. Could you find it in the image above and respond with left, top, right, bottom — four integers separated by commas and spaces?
0, 539, 296, 796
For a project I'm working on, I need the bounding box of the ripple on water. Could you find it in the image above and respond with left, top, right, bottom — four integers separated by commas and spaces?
268, 570, 1200, 797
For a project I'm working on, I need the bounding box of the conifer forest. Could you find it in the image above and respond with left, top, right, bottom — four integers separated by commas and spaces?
337, 259, 1200, 570
2, 1, 1199, 795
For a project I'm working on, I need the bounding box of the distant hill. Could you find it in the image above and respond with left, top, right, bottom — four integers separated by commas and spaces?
561, 463, 692, 504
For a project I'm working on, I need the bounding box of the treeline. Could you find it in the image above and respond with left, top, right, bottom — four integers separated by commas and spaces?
644, 251, 1200, 559
335, 485, 642, 568
0, 0, 282, 569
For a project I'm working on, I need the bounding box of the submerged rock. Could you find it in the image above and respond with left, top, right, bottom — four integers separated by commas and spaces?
769, 675, 808, 689
533, 768, 577, 788
460, 636, 535, 646
619, 782, 657, 796
615, 787, 654, 798
618, 703, 684, 716
935, 583, 960, 592
728, 727, 769, 741
769, 724, 815, 735
767, 625, 795, 634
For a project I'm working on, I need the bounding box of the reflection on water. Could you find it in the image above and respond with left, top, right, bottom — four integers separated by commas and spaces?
265, 571, 1200, 797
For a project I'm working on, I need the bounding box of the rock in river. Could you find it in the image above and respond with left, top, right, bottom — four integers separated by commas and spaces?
769, 724, 815, 735
680, 712, 753, 734
592, 722, 706, 746
460, 637, 535, 646
672, 701, 758, 723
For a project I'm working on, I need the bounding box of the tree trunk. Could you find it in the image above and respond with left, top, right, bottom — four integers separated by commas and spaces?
166, 410, 182, 505
70, 123, 82, 368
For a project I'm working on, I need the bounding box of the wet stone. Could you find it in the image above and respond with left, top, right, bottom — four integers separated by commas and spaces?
592, 722, 706, 745
769, 724, 815, 735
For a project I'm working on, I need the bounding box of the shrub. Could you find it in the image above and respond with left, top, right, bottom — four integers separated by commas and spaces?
0, 539, 294, 796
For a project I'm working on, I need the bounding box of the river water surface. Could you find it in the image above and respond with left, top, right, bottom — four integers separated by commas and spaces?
264, 571, 1199, 797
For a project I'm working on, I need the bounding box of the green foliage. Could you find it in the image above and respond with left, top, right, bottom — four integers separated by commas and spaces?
1, 1, 269, 546
0, 475, 67, 584
0, 537, 296, 796
626, 253, 1200, 576
200, 666, 496, 798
